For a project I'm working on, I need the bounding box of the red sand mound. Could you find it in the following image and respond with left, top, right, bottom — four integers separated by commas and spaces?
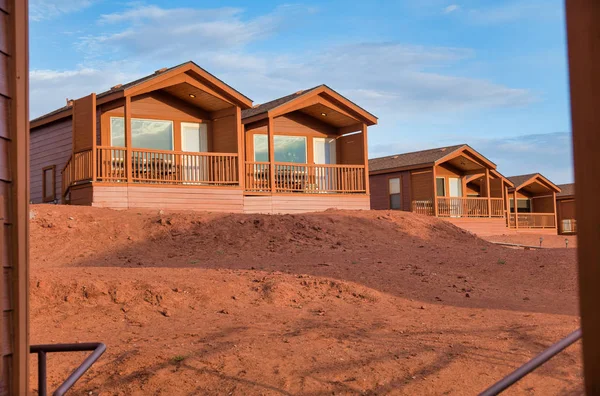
29, 205, 582, 394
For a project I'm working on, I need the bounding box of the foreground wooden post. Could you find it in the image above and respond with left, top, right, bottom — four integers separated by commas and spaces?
432, 166, 438, 216
362, 123, 369, 194
235, 106, 244, 189
566, 0, 600, 390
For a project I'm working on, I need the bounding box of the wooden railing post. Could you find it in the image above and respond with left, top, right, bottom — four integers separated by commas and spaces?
362, 123, 370, 195
432, 166, 439, 216
513, 190, 519, 230
552, 191, 558, 230
267, 116, 276, 193
124, 96, 132, 183
485, 168, 492, 217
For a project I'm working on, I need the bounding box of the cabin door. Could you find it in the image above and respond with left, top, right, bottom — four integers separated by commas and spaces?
313, 138, 337, 192
448, 177, 463, 217
181, 122, 208, 184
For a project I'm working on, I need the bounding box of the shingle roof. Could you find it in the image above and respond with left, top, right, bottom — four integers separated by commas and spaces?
241, 86, 321, 119
507, 173, 539, 188
557, 183, 575, 197
368, 144, 467, 172
31, 61, 252, 125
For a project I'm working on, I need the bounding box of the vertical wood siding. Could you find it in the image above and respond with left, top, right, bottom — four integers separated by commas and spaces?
532, 195, 554, 212
212, 114, 237, 153
29, 118, 73, 203
1, 1, 29, 393
410, 168, 434, 201
369, 170, 411, 211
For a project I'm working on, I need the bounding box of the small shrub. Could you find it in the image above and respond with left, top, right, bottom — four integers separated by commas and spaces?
351, 260, 359, 265
497, 259, 506, 265
172, 355, 185, 363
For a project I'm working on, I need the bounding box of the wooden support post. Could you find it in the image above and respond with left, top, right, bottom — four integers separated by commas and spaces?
267, 116, 275, 193
432, 166, 438, 216
235, 106, 244, 189
361, 123, 370, 195
124, 96, 132, 183
552, 191, 558, 231
566, 0, 600, 389
91, 94, 97, 182
485, 168, 492, 217
513, 190, 518, 230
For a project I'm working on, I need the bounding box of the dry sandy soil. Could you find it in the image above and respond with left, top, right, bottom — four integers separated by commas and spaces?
29, 205, 582, 395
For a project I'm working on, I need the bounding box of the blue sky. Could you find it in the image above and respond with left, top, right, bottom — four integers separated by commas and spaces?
29, 0, 573, 183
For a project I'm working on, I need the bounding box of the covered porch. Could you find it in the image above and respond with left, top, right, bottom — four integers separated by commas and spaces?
61, 63, 252, 202
414, 146, 512, 218
242, 86, 377, 195
507, 174, 560, 230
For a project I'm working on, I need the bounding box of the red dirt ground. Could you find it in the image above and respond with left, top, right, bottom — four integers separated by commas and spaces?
29, 205, 582, 395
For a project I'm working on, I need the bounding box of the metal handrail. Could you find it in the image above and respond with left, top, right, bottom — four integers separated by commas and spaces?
30, 342, 106, 396
479, 328, 582, 395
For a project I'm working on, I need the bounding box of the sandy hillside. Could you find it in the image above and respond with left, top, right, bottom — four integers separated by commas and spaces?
29, 205, 582, 395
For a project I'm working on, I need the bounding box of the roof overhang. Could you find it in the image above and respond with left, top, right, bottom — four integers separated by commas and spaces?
509, 173, 561, 194
434, 145, 496, 170
243, 85, 378, 127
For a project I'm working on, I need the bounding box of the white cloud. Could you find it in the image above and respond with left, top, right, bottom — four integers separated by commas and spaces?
444, 5, 460, 14
30, 0, 95, 21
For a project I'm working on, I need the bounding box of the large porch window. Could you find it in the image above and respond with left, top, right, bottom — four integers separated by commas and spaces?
111, 117, 174, 150
509, 198, 532, 213
254, 134, 307, 163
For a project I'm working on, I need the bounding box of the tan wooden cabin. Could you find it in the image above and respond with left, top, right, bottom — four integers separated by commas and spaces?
506, 173, 561, 233
556, 183, 576, 235
369, 145, 514, 235
29, 62, 377, 214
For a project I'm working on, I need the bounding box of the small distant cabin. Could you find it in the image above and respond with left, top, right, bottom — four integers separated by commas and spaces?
556, 183, 576, 235
29, 61, 377, 214
369, 144, 514, 235
506, 173, 561, 233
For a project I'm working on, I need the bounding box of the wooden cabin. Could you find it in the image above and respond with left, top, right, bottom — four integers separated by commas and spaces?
506, 173, 561, 233
369, 145, 514, 235
556, 183, 576, 235
29, 62, 376, 214
1, 0, 30, 393
242, 86, 377, 213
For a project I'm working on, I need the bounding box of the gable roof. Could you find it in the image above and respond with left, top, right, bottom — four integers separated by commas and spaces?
31, 61, 253, 128
241, 84, 378, 125
557, 183, 575, 197
368, 144, 467, 173
241, 86, 321, 119
507, 173, 561, 192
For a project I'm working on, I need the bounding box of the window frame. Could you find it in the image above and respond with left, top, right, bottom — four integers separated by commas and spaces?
42, 165, 56, 203
253, 134, 308, 164
435, 177, 446, 197
110, 116, 175, 151
388, 176, 402, 210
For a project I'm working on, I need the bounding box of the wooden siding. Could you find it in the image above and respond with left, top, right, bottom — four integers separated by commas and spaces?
212, 114, 237, 153
243, 194, 370, 214
69, 183, 93, 206
444, 218, 509, 237
532, 195, 554, 213
557, 198, 576, 235
29, 118, 73, 203
72, 94, 96, 152
337, 133, 364, 165
92, 185, 244, 212
369, 171, 411, 211
411, 168, 434, 201
489, 177, 503, 198
0, 1, 29, 393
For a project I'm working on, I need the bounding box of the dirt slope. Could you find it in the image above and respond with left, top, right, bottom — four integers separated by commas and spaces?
29, 205, 582, 395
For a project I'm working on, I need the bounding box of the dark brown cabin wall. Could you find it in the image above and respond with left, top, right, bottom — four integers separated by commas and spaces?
369, 170, 411, 211
29, 118, 73, 203
410, 168, 434, 201
211, 114, 237, 153
557, 198, 576, 234
532, 195, 554, 213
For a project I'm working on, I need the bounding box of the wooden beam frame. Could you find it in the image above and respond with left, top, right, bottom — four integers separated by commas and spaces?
267, 116, 275, 193
566, 1, 600, 388
124, 96, 132, 183
485, 168, 492, 218
362, 123, 370, 195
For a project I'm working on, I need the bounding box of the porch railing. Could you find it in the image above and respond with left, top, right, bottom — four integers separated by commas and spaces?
61, 149, 94, 198
244, 162, 366, 194
508, 213, 556, 228
436, 197, 505, 218
95, 146, 239, 185
413, 199, 434, 216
